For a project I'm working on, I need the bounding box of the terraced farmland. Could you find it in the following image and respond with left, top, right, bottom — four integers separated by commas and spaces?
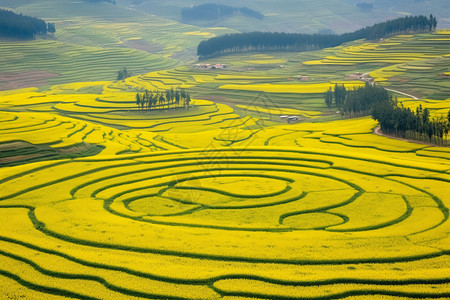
1, 80, 450, 299
1, 26, 450, 299
0, 0, 236, 90
0, 40, 181, 90
1, 144, 450, 299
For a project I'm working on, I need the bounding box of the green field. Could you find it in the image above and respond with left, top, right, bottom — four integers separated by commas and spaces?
0, 0, 450, 299
0, 0, 236, 90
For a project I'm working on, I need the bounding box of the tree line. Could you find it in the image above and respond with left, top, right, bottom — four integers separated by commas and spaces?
197, 15, 437, 58
0, 9, 55, 39
324, 83, 450, 145
135, 88, 191, 111
372, 101, 450, 146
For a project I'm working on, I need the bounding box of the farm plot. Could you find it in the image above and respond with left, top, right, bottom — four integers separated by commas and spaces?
0, 40, 179, 89
218, 82, 365, 94
303, 33, 450, 66
1, 27, 450, 299
0, 0, 239, 90
0, 147, 449, 299
0, 111, 163, 162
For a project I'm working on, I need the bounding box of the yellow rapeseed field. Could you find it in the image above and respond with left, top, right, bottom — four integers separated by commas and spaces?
1, 32, 450, 298
219, 82, 364, 93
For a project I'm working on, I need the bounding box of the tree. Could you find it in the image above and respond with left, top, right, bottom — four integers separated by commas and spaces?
135, 93, 141, 110
159, 93, 166, 109
47, 22, 56, 34
175, 88, 181, 106
430, 14, 437, 31
185, 93, 191, 109
324, 89, 333, 110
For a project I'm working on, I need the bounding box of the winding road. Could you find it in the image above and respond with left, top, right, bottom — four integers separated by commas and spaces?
361, 72, 419, 100
385, 88, 419, 100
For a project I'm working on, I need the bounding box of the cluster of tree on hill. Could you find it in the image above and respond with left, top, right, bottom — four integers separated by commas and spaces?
135, 88, 191, 111
349, 14, 437, 40
0, 9, 55, 39
372, 102, 450, 146
117, 67, 131, 81
324, 83, 393, 117
197, 15, 437, 58
182, 4, 263, 23
325, 83, 450, 145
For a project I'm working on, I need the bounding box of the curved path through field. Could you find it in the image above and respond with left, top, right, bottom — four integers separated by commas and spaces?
385, 88, 419, 100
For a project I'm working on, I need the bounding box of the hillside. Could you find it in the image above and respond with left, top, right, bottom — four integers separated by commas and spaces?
0, 1, 449, 299
0, 30, 450, 298
122, 0, 450, 33
197, 15, 437, 58
0, 0, 448, 90
0, 0, 236, 90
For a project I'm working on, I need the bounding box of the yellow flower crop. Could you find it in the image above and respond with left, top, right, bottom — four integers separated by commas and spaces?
236, 104, 321, 117
1, 30, 450, 299
219, 82, 364, 94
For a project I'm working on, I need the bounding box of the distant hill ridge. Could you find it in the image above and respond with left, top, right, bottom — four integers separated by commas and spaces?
182, 3, 263, 23
83, 0, 116, 4
197, 14, 437, 58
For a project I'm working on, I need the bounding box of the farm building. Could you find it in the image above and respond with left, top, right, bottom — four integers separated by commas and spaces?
293, 75, 309, 81
195, 63, 226, 69
280, 115, 299, 123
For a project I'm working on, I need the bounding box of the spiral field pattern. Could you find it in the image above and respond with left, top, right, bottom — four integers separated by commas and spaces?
1, 146, 449, 299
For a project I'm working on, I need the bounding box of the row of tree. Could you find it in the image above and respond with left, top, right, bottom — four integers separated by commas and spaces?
135, 88, 191, 111
372, 102, 450, 146
325, 83, 393, 117
197, 15, 437, 58
345, 14, 437, 41
0, 9, 55, 39
325, 84, 349, 110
